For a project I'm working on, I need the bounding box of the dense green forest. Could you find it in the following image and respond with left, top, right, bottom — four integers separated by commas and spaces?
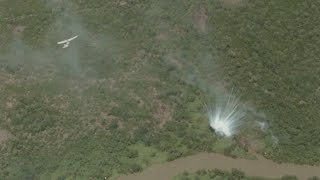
1, 0, 320, 179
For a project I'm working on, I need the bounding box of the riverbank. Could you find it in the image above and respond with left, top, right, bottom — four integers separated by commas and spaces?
117, 152, 320, 180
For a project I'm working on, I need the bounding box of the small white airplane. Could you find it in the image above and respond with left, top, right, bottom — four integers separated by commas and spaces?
57, 35, 78, 48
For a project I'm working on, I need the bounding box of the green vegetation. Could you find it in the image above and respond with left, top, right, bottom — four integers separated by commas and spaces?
174, 169, 319, 180
205, 0, 320, 165
173, 169, 274, 180
309, 177, 320, 180
1, 0, 320, 179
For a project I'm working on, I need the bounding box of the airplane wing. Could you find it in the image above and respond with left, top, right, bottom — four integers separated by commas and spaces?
57, 40, 68, 44
57, 35, 78, 44
67, 35, 78, 41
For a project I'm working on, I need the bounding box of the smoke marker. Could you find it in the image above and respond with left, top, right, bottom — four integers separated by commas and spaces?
207, 92, 245, 137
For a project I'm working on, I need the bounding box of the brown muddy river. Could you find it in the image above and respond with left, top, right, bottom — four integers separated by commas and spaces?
116, 152, 320, 180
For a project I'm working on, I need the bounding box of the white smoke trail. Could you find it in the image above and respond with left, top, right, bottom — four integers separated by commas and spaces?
207, 91, 245, 137
256, 121, 267, 132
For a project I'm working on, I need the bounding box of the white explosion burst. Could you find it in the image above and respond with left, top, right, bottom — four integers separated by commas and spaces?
207, 92, 245, 137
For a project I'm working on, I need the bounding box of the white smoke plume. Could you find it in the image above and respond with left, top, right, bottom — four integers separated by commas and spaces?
207, 91, 245, 137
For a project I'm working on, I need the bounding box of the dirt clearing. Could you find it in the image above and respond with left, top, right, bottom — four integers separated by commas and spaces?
223, 0, 243, 7
0, 129, 12, 144
192, 5, 208, 33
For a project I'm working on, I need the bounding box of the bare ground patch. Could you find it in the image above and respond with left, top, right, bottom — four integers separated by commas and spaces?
239, 136, 266, 160
149, 86, 173, 128
222, 0, 244, 8
192, 5, 208, 33
155, 31, 169, 41
156, 102, 173, 128
0, 129, 13, 144
154, 22, 171, 41
13, 25, 25, 37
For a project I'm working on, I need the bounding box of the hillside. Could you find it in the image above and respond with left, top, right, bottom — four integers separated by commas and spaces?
1, 0, 320, 179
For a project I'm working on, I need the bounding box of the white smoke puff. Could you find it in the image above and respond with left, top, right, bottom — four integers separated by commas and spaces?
271, 134, 279, 145
207, 92, 245, 137
256, 121, 267, 132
